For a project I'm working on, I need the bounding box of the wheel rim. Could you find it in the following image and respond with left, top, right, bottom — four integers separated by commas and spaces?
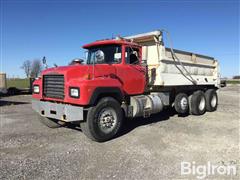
98, 107, 117, 134
180, 97, 188, 110
211, 95, 217, 108
199, 96, 206, 111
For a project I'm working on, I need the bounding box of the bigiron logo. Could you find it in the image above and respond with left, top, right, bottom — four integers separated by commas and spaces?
180, 161, 237, 179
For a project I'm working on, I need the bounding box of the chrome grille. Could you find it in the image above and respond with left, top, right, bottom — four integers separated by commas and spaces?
43, 74, 64, 99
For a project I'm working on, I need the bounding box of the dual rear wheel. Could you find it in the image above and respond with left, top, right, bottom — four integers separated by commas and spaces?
174, 89, 218, 115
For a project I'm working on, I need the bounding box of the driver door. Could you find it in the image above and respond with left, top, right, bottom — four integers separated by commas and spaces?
115, 46, 146, 95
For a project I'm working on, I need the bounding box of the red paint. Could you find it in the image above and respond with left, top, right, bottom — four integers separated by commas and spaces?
32, 39, 146, 105
83, 39, 140, 49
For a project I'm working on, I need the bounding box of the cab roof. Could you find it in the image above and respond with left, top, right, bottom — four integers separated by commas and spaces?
82, 39, 140, 49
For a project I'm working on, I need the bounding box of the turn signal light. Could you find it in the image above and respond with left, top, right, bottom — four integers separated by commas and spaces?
83, 73, 91, 80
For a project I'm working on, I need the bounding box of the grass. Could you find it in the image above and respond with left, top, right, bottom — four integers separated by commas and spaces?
7, 78, 30, 89
226, 80, 240, 84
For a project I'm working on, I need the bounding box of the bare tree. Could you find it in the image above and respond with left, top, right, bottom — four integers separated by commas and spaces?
21, 60, 32, 78
30, 59, 43, 78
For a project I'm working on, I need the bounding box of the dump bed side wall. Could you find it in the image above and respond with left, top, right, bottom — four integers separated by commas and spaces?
142, 44, 220, 87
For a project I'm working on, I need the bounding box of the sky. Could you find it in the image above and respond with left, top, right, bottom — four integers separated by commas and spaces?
0, 0, 239, 78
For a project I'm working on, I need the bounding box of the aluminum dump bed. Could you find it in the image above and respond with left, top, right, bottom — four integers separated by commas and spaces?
124, 30, 220, 87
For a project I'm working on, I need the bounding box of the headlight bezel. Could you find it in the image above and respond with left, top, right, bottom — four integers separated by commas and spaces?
33, 85, 40, 94
69, 87, 80, 98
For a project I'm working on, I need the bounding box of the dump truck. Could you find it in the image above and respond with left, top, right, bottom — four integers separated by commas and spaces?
32, 30, 220, 142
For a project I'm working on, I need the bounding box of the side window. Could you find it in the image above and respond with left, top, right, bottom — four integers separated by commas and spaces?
125, 47, 139, 64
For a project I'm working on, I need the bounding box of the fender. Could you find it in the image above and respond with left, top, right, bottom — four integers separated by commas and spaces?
89, 87, 124, 105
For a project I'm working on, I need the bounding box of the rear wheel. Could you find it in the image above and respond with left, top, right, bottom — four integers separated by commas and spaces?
189, 91, 206, 115
80, 97, 123, 142
38, 114, 65, 128
205, 89, 218, 112
174, 93, 189, 114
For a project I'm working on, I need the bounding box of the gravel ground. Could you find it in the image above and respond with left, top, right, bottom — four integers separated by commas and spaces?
0, 85, 239, 180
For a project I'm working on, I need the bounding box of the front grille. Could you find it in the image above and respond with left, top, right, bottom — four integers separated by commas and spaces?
43, 74, 65, 99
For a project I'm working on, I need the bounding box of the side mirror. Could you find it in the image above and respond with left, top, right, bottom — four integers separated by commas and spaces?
95, 50, 104, 63
42, 56, 46, 64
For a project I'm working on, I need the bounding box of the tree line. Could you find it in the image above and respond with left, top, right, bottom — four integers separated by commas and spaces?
21, 59, 43, 78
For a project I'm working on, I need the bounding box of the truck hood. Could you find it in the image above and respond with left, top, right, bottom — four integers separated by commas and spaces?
41, 64, 117, 82
41, 65, 90, 81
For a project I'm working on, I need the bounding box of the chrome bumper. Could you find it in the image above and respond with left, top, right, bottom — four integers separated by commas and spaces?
32, 100, 84, 122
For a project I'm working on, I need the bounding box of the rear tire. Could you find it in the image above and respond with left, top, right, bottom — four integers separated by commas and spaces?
174, 93, 189, 114
38, 114, 65, 128
80, 97, 123, 142
189, 91, 206, 115
205, 89, 218, 112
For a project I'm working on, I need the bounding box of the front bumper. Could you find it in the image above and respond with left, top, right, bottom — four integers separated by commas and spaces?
32, 100, 84, 122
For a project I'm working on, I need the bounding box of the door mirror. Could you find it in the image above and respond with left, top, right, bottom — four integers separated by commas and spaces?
95, 50, 105, 63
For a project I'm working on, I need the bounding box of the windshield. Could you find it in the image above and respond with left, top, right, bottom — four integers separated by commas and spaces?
86, 45, 122, 64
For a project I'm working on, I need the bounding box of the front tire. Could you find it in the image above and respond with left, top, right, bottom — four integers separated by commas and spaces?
80, 97, 123, 142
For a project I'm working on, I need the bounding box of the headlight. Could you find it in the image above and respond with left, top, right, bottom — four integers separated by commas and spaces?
69, 87, 80, 98
33, 85, 40, 94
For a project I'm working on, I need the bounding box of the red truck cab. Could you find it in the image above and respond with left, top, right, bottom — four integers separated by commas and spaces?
33, 39, 146, 105
32, 39, 147, 141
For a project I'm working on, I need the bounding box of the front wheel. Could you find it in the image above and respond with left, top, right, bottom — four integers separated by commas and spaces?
80, 97, 123, 142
